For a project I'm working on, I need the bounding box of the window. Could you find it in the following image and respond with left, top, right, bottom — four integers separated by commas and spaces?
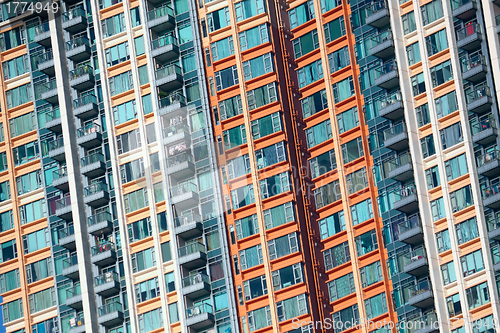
425, 166, 440, 190
430, 60, 452, 87
435, 91, 458, 118
227, 154, 250, 179
168, 302, 179, 323
3, 55, 28, 80
142, 94, 153, 115
135, 277, 159, 303
255, 142, 286, 169
332, 77, 355, 103
328, 273, 355, 302
123, 188, 148, 213
314, 180, 341, 208
6, 83, 32, 109
2, 298, 23, 323
0, 210, 13, 233
456, 217, 478, 245
247, 82, 277, 110
360, 261, 383, 287
450, 185, 473, 213
466, 282, 490, 310
337, 107, 359, 134
239, 244, 263, 270
211, 36, 234, 62
420, 134, 435, 158
321, 0, 342, 12
301, 89, 327, 118
431, 197, 445, 221
0, 180, 10, 202
131, 247, 156, 272
19, 198, 46, 226
323, 241, 350, 271
445, 153, 468, 181
421, 0, 443, 25
341, 137, 363, 163
235, 0, 266, 21
351, 198, 374, 225
102, 13, 125, 38
318, 210, 345, 239
207, 7, 231, 32
23, 228, 49, 254
260, 172, 290, 199
298, 59, 323, 88
329, 46, 350, 73
0, 269, 19, 293
402, 11, 416, 34
251, 112, 282, 139
134, 35, 145, 55
276, 294, 308, 322
440, 122, 463, 149
138, 307, 163, 333
154, 182, 164, 203
411, 72, 426, 96
0, 26, 24, 51
235, 214, 259, 239
0, 239, 16, 263
289, 0, 314, 28
268, 233, 299, 260
272, 263, 303, 291
264, 202, 295, 229
436, 229, 451, 253
239, 24, 269, 51
446, 293, 462, 317
231, 184, 255, 210
165, 272, 175, 292
416, 104, 430, 127
243, 275, 267, 301
441, 261, 457, 284
324, 16, 345, 43
13, 141, 39, 166
219, 95, 242, 121
215, 65, 238, 91
127, 217, 152, 243
332, 304, 359, 332
130, 7, 140, 26
10, 112, 35, 138
138, 65, 148, 85
117, 129, 141, 154
406, 42, 421, 65
120, 158, 145, 184
109, 71, 133, 96
293, 30, 319, 59
223, 125, 246, 150
26, 257, 52, 284
28, 287, 56, 313
426, 29, 448, 56
306, 119, 332, 148
310, 149, 336, 178
460, 249, 484, 276
105, 41, 129, 67
243, 53, 273, 81
346, 168, 368, 194
355, 230, 378, 256
247, 306, 272, 331
365, 293, 387, 319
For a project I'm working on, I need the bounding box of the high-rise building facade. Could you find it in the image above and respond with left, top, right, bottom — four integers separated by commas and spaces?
2, 0, 500, 332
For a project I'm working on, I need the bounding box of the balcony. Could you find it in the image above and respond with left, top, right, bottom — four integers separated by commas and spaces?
58, 225, 75, 250
73, 95, 99, 119
466, 85, 492, 114
91, 242, 117, 266
374, 60, 399, 89
370, 30, 394, 59
170, 182, 199, 210
66, 285, 83, 309
62, 7, 87, 33
456, 23, 482, 51
68, 313, 85, 333
397, 215, 423, 245
393, 183, 418, 213
34, 50, 55, 75
477, 150, 500, 178
88, 211, 113, 236
471, 114, 497, 145
482, 184, 500, 209
98, 302, 123, 327
81, 152, 106, 177
174, 211, 203, 239
186, 304, 214, 330
55, 195, 72, 220
378, 91, 404, 120
403, 248, 428, 277
94, 272, 120, 297
84, 182, 109, 207
487, 213, 500, 241
151, 35, 179, 62
42, 108, 62, 133
413, 312, 439, 333
147, 5, 175, 32
62, 254, 79, 280
388, 152, 413, 182
365, 1, 390, 28
34, 22, 51, 46
178, 242, 207, 269
183, 273, 211, 298
66, 36, 91, 62
36, 78, 58, 104
164, 123, 190, 145
452, 0, 477, 19
76, 123, 102, 148
53, 166, 69, 191
167, 152, 195, 179
69, 65, 95, 91
383, 122, 408, 151
408, 279, 434, 308
156, 64, 183, 92
48, 137, 65, 161
158, 92, 186, 115
461, 54, 487, 82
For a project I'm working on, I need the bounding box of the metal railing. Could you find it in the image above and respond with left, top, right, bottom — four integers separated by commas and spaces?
58, 225, 74, 239
84, 182, 107, 196
147, 4, 174, 20
151, 34, 178, 51
70, 65, 94, 80
81, 152, 104, 167
397, 214, 421, 234
91, 242, 116, 256
387, 151, 412, 171
32, 50, 53, 67
155, 64, 182, 80
74, 94, 97, 109
485, 211, 500, 233
53, 166, 68, 181
376, 60, 397, 78
163, 123, 189, 138
365, 1, 388, 16
43, 107, 60, 124
88, 211, 112, 227
182, 273, 210, 288
408, 278, 431, 298
457, 23, 480, 41
174, 211, 201, 227
94, 271, 119, 286
186, 303, 212, 318
451, 0, 475, 9
471, 113, 496, 135
35, 78, 58, 97
371, 29, 393, 44
66, 284, 81, 299
98, 302, 122, 316
56, 195, 71, 210
48, 137, 64, 152
466, 83, 491, 104
461, 53, 486, 73
66, 36, 90, 51
158, 92, 186, 109
376, 91, 402, 110
403, 247, 427, 266
35, 22, 50, 34
77, 123, 101, 138
63, 253, 78, 268
178, 242, 205, 257
393, 182, 417, 201
476, 149, 500, 168
170, 181, 197, 197
383, 121, 406, 141
68, 312, 84, 328
167, 151, 193, 168
62, 7, 86, 21
482, 184, 500, 200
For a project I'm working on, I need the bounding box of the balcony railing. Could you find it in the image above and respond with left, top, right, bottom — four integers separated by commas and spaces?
163, 123, 189, 138
482, 184, 500, 200
174, 211, 201, 227
84, 182, 107, 196
56, 195, 71, 210
63, 253, 78, 268
408, 278, 431, 298
68, 312, 85, 329
43, 107, 61, 123
170, 181, 197, 197
91, 242, 116, 256
178, 242, 205, 257
36, 78, 58, 96
88, 211, 112, 227
53, 166, 68, 180
451, 0, 475, 9
32, 50, 53, 67
77, 123, 101, 138
376, 60, 397, 78
388, 151, 412, 171
58, 225, 74, 239
457, 23, 480, 41
70, 65, 94, 80
371, 29, 393, 44
35, 22, 50, 34
486, 211, 500, 232
461, 53, 486, 73
403, 247, 427, 266
376, 91, 402, 110
476, 149, 500, 168
186, 303, 213, 319
147, 4, 174, 20
62, 7, 86, 21
383, 122, 406, 141
182, 273, 209, 288
397, 214, 421, 234
393, 182, 416, 201
81, 152, 104, 167
167, 152, 193, 168
74, 94, 97, 108
66, 36, 90, 51
155, 64, 182, 80
365, 1, 387, 16
98, 302, 122, 316
151, 34, 178, 50
471, 114, 496, 135
95, 271, 119, 286
158, 92, 186, 108
66, 284, 82, 298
